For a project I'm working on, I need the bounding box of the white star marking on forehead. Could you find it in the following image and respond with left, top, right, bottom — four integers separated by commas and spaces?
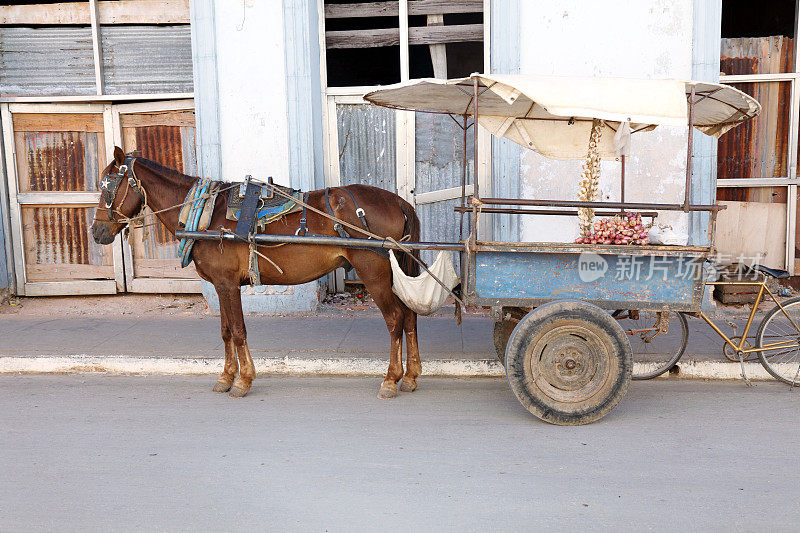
100, 179, 110, 189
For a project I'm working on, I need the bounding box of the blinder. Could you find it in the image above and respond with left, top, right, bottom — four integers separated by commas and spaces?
99, 154, 144, 222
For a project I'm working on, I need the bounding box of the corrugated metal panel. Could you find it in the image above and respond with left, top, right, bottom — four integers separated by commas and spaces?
414, 112, 472, 266
23, 206, 107, 267
101, 25, 193, 94
22, 131, 99, 192
337, 104, 396, 191
718, 37, 792, 203
0, 27, 95, 96
133, 124, 186, 248
135, 125, 185, 171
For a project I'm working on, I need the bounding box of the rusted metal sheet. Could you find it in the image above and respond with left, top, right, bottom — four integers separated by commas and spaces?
133, 125, 184, 247
25, 206, 102, 266
718, 37, 793, 203
470, 250, 703, 312
22, 131, 100, 192
135, 125, 184, 172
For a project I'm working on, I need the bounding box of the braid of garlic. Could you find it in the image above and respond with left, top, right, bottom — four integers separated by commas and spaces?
577, 119, 604, 237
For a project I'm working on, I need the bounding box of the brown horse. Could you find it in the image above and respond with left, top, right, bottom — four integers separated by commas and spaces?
92, 147, 422, 399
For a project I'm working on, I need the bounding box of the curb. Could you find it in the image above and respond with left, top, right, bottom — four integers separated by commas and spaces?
0, 354, 782, 381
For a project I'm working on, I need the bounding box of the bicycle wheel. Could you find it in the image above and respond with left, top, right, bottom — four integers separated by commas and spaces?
756, 295, 800, 385
612, 310, 688, 380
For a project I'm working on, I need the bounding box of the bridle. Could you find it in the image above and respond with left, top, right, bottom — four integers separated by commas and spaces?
95, 154, 146, 225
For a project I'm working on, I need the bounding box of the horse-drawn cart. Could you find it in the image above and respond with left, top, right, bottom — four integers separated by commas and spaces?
175, 74, 761, 425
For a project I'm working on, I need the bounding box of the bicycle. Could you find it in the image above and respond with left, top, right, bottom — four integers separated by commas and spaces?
615, 265, 800, 385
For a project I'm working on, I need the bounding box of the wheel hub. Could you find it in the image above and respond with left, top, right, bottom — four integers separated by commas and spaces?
528, 324, 610, 403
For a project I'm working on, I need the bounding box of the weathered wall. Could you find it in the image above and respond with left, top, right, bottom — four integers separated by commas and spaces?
517, 0, 695, 243
189, 0, 322, 313
214, 0, 291, 184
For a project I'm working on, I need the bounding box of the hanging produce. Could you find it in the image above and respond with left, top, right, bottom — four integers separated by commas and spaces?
577, 119, 604, 236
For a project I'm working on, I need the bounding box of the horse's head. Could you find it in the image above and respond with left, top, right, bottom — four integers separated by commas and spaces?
91, 146, 145, 245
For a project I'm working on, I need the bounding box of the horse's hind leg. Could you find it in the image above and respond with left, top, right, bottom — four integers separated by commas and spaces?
355, 263, 404, 399
217, 283, 256, 398
400, 308, 420, 392
213, 285, 238, 393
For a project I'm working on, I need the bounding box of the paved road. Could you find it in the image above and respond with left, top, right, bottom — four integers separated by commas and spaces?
2, 376, 799, 531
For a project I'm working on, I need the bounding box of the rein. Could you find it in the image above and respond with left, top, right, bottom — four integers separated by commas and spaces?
93, 155, 236, 227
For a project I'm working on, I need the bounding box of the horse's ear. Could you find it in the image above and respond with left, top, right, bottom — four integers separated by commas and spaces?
113, 146, 125, 166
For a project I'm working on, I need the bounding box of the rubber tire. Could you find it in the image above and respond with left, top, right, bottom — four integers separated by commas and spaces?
493, 320, 516, 366
756, 295, 800, 385
506, 300, 632, 425
609, 311, 688, 380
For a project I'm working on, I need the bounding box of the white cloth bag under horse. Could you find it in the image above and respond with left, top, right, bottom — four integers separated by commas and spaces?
389, 250, 460, 315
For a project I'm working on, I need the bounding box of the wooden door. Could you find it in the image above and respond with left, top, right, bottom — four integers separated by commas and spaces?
1, 104, 121, 296
113, 101, 201, 293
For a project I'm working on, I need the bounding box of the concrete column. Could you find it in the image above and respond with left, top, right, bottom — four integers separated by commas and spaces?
188, 0, 222, 179
690, 0, 722, 246
490, 0, 521, 242
189, 0, 321, 313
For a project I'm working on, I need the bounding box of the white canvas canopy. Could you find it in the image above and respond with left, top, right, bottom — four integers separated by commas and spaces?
364, 74, 761, 160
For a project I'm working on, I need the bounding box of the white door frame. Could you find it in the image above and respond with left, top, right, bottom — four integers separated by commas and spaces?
0, 102, 120, 296
112, 99, 201, 293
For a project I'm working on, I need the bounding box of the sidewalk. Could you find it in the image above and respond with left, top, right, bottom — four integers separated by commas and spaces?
0, 294, 780, 380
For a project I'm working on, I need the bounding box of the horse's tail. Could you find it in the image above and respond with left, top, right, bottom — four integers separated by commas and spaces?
398, 197, 421, 277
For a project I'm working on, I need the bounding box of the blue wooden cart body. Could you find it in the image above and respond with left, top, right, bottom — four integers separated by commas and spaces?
465, 244, 707, 312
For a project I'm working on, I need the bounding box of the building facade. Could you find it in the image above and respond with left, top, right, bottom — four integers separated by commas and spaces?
0, 0, 795, 311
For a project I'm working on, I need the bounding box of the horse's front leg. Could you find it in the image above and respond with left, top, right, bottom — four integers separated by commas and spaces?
212, 287, 238, 393
217, 284, 255, 398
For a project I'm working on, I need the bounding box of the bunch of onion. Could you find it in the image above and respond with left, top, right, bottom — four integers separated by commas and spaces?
575, 212, 649, 245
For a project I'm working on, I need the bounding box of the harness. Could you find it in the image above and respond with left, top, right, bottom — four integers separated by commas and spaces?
297, 187, 388, 259
98, 155, 145, 222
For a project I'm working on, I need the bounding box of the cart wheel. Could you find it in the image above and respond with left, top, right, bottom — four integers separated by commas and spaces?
493, 320, 515, 365
505, 300, 632, 425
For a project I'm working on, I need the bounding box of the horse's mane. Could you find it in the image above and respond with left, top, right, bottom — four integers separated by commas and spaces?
135, 157, 197, 185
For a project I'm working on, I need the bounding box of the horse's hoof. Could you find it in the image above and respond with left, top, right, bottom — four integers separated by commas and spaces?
377, 384, 397, 399
229, 383, 250, 398
212, 379, 233, 393
399, 379, 417, 393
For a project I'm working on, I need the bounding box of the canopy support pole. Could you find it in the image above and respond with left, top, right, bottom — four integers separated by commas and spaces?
620, 154, 626, 205
684, 86, 696, 212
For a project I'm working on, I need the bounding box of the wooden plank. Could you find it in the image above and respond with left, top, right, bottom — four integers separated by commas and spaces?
715, 200, 786, 269
0, 1, 189, 25
133, 258, 198, 279
324, 0, 482, 18
89, 0, 103, 96
16, 192, 100, 204
26, 263, 114, 282
119, 111, 195, 128
408, 0, 483, 15
326, 28, 399, 49
427, 14, 447, 79
128, 277, 201, 293
409, 24, 483, 45
12, 113, 104, 133
326, 23, 483, 49
24, 280, 117, 296
325, 1, 398, 18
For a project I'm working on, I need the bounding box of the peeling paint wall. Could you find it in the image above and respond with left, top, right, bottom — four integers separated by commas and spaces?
517, 0, 694, 243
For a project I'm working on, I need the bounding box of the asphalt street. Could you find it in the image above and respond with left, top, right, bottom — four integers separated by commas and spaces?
1, 375, 799, 532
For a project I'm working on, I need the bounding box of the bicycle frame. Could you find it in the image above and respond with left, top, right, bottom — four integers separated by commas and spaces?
698, 280, 800, 356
